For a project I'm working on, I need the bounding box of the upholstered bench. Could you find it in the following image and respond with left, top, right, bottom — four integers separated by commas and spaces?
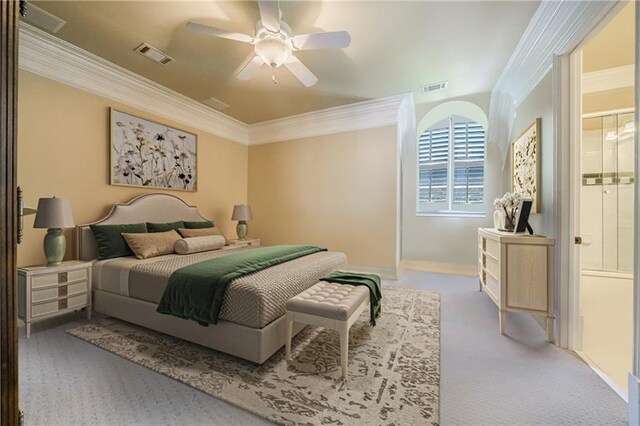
285, 281, 370, 378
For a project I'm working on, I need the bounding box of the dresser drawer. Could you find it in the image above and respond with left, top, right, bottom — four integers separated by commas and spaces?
31, 287, 59, 303
31, 300, 59, 318
62, 281, 88, 297
485, 255, 500, 280
67, 294, 88, 309
485, 238, 500, 259
485, 273, 500, 301
31, 292, 88, 318
31, 268, 88, 289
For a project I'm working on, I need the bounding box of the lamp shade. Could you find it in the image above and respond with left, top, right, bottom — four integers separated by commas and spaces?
34, 197, 75, 229
231, 204, 253, 221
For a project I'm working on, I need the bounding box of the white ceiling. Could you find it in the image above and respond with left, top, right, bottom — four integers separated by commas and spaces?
30, 1, 539, 124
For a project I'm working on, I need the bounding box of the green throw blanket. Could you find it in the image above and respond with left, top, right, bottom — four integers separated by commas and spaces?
157, 245, 327, 325
320, 271, 382, 326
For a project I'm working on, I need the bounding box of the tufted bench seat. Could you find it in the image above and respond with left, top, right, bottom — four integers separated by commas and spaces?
285, 281, 370, 378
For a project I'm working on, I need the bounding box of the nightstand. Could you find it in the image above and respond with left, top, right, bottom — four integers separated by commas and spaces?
18, 260, 92, 339
225, 238, 261, 248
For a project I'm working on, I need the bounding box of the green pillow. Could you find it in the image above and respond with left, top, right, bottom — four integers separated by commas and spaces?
183, 220, 214, 229
90, 223, 148, 260
146, 221, 185, 233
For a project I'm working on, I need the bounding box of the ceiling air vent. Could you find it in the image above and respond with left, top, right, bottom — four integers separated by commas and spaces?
21, 4, 66, 33
134, 43, 174, 65
421, 81, 449, 94
201, 96, 230, 111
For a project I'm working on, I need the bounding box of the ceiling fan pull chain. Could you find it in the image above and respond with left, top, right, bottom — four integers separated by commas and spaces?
271, 66, 278, 85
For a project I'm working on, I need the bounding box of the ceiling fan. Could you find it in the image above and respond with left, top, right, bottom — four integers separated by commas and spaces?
186, 0, 351, 87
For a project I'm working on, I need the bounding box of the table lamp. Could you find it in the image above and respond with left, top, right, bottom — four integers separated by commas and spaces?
232, 204, 253, 240
33, 197, 75, 266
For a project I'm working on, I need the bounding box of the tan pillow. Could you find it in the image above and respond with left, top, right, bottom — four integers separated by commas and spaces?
122, 230, 181, 259
175, 235, 226, 255
178, 227, 222, 238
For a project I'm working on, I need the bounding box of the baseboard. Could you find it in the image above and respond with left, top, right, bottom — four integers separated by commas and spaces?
630, 373, 640, 425
575, 350, 628, 402
401, 259, 476, 276
344, 264, 398, 280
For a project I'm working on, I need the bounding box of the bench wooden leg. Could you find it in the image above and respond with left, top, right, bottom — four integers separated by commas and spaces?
285, 315, 293, 360
339, 321, 349, 378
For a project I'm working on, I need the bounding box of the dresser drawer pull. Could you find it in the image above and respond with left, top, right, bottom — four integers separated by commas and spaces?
59, 299, 68, 310
58, 272, 68, 283
58, 286, 67, 297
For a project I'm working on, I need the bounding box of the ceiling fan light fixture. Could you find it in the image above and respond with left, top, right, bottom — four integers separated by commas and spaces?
254, 37, 292, 68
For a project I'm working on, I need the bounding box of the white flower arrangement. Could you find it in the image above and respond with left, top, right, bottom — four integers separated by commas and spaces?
494, 191, 524, 230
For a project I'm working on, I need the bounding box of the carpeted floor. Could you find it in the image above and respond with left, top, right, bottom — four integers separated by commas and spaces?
19, 271, 627, 425
66, 288, 440, 425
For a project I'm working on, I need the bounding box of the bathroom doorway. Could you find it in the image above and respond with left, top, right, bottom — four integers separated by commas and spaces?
574, 1, 635, 399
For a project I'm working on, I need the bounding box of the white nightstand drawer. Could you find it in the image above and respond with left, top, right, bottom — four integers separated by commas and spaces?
31, 287, 59, 303
67, 293, 88, 309
31, 300, 59, 318
66, 281, 88, 296
31, 273, 59, 289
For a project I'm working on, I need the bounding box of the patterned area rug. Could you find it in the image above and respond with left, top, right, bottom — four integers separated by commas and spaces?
67, 287, 440, 425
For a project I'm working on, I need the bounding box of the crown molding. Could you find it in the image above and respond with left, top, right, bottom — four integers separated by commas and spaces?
18, 23, 250, 144
494, 0, 621, 107
248, 93, 411, 145
490, 0, 622, 164
582, 64, 634, 94
18, 23, 409, 147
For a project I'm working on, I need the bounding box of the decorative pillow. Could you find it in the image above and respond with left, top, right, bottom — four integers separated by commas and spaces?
175, 235, 226, 255
90, 223, 148, 260
122, 230, 181, 259
178, 227, 223, 238
146, 221, 185, 233
183, 220, 214, 229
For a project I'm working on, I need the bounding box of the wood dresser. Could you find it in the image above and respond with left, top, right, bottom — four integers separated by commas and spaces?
477, 228, 555, 341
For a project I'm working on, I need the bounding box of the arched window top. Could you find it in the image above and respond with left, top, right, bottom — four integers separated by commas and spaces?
417, 101, 488, 136
417, 102, 487, 217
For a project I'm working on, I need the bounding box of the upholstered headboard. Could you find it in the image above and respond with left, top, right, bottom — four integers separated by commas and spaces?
76, 193, 208, 261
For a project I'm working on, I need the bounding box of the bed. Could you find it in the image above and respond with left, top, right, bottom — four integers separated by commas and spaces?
76, 193, 347, 363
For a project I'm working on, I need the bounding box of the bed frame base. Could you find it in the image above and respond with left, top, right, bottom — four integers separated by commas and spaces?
92, 289, 306, 364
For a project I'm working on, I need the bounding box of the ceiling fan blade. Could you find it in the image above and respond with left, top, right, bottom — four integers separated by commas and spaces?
292, 31, 351, 50
285, 56, 318, 87
258, 0, 281, 33
236, 55, 264, 80
186, 22, 254, 44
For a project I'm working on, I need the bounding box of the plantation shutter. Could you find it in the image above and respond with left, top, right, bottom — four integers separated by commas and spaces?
418, 126, 449, 203
453, 121, 485, 204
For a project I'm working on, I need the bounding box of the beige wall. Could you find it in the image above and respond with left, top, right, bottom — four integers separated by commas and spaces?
247, 126, 398, 272
583, 87, 634, 114
506, 71, 554, 237
18, 70, 248, 267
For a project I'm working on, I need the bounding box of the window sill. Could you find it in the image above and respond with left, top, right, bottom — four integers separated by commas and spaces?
416, 211, 486, 218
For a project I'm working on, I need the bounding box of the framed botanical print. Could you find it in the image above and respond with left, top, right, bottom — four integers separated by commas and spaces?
511, 118, 541, 213
110, 109, 197, 191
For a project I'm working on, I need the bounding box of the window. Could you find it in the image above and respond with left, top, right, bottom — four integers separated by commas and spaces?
417, 115, 485, 215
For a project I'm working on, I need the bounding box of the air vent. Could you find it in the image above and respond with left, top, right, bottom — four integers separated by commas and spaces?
421, 81, 449, 94
21, 4, 66, 33
201, 96, 230, 111
134, 43, 174, 65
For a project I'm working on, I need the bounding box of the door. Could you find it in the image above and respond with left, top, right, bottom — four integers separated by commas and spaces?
1, 0, 21, 423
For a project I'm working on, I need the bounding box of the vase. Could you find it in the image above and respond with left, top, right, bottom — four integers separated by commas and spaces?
493, 210, 505, 229
503, 208, 515, 231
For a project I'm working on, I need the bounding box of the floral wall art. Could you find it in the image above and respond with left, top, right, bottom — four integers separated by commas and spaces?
511, 118, 541, 213
110, 109, 197, 191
